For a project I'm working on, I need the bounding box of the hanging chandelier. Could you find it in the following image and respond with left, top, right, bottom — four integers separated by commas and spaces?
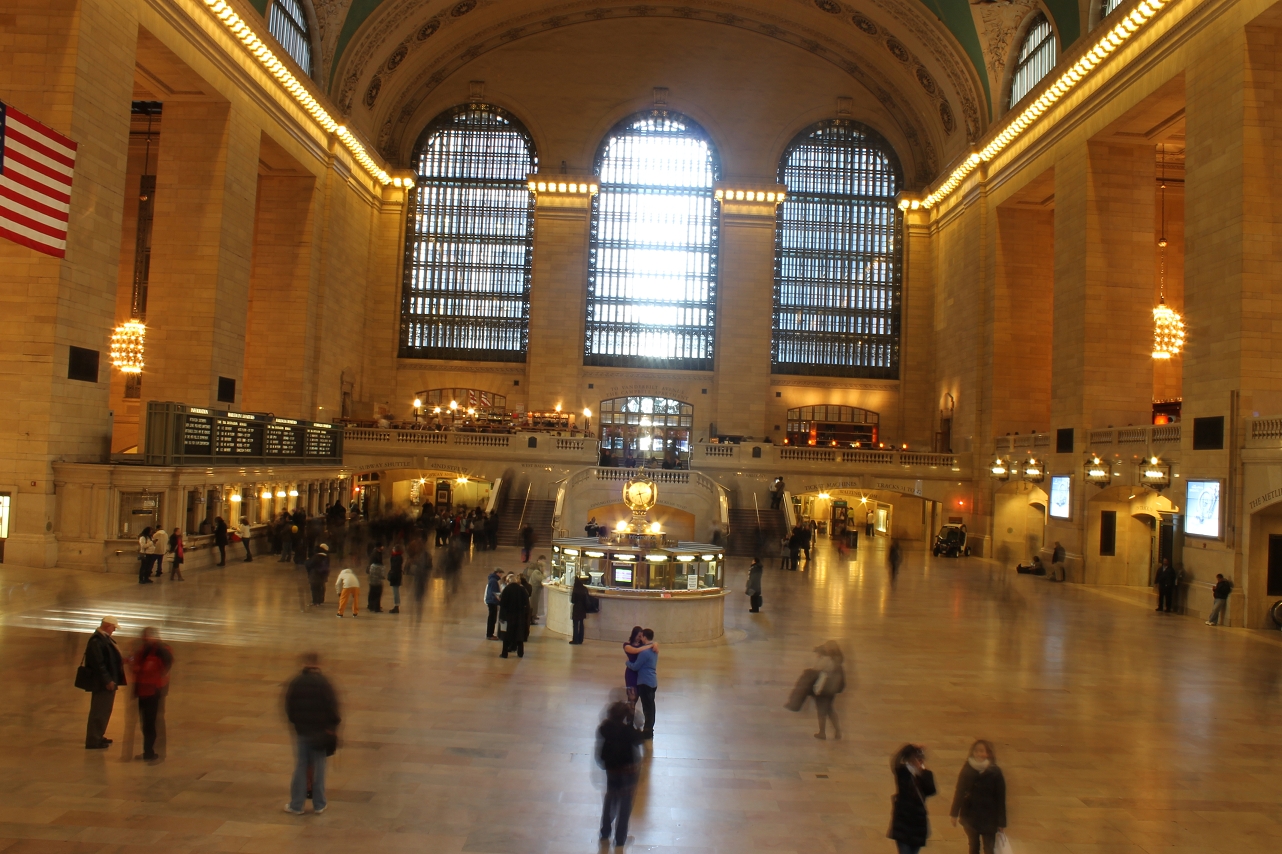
1152, 144, 1184, 360
110, 320, 146, 373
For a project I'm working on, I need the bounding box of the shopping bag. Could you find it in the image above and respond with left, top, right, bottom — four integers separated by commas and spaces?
995, 831, 1015, 854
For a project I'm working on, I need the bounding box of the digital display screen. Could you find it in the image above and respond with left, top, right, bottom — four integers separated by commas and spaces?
1049, 476, 1071, 519
1186, 479, 1221, 538
613, 567, 633, 584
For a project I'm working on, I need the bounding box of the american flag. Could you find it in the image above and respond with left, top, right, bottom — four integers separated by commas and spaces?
0, 101, 77, 258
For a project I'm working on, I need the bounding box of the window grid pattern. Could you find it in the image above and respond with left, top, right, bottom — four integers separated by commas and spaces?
268, 0, 313, 76
598, 396, 694, 428
1010, 14, 1056, 107
1101, 0, 1124, 17
773, 120, 902, 379
586, 111, 720, 371
400, 104, 536, 362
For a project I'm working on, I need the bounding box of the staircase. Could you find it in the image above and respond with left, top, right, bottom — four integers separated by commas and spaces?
497, 497, 557, 550
726, 507, 787, 557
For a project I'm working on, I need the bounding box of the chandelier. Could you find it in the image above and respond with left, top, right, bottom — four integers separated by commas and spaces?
110, 320, 146, 373
1152, 145, 1184, 360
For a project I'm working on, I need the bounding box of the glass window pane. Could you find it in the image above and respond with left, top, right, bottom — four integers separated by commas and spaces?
1010, 14, 1057, 107
268, 0, 313, 76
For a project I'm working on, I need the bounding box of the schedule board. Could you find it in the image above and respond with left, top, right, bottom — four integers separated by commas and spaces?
144, 402, 344, 466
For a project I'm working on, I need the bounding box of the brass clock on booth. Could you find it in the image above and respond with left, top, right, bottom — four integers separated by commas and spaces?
622, 476, 657, 513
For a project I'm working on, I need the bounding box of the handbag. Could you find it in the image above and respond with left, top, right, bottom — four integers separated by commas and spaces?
74, 651, 94, 692
995, 831, 1015, 854
586, 594, 601, 613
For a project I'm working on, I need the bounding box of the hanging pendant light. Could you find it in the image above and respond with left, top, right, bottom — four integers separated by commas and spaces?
1152, 144, 1184, 360
110, 320, 147, 373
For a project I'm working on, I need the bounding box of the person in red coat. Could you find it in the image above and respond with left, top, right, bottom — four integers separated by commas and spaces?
127, 628, 173, 762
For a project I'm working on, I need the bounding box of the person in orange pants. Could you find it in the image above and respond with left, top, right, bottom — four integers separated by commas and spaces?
334, 567, 360, 618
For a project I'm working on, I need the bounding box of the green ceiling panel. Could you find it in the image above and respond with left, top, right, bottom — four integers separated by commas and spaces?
248, 0, 268, 16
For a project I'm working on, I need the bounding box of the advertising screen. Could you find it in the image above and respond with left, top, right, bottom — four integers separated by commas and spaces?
1049, 475, 1072, 519
613, 567, 634, 585
1185, 479, 1222, 538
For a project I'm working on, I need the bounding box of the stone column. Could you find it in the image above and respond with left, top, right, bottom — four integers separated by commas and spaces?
0, 0, 139, 566
711, 195, 776, 438
145, 100, 260, 409
526, 193, 590, 410
898, 207, 937, 447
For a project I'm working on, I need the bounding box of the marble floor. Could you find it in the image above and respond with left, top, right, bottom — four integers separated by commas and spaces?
0, 539, 1280, 854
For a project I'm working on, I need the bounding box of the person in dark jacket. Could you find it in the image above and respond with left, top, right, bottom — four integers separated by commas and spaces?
888, 743, 937, 854
387, 544, 404, 614
746, 557, 764, 612
812, 641, 845, 740
570, 575, 590, 644
283, 653, 340, 815
80, 616, 126, 749
213, 517, 228, 566
1206, 574, 1233, 625
366, 548, 386, 613
408, 538, 432, 624
520, 523, 535, 563
596, 701, 644, 847
485, 569, 503, 639
499, 573, 530, 658
1154, 557, 1177, 612
127, 628, 173, 762
304, 544, 330, 606
950, 739, 1007, 854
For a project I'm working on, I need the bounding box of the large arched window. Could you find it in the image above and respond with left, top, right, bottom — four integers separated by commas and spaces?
1009, 13, 1057, 107
773, 120, 902, 379
1100, 0, 1124, 19
400, 104, 536, 362
586, 111, 720, 371
268, 0, 313, 76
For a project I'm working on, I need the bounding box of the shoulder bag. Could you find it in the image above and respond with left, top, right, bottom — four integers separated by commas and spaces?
74, 649, 94, 692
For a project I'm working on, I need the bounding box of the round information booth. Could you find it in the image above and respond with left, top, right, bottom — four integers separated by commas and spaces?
544, 476, 727, 643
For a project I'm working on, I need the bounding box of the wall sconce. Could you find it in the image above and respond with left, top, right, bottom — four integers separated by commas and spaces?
276, 490, 287, 498
1022, 457, 1045, 483
990, 457, 1010, 481
288, 489, 299, 497
1140, 456, 1171, 490
261, 490, 273, 500
1084, 456, 1112, 486
229, 493, 242, 502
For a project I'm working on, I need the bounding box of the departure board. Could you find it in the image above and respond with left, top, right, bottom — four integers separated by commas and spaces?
145, 402, 344, 466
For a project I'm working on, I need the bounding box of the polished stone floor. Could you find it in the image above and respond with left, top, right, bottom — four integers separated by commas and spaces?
0, 538, 1280, 854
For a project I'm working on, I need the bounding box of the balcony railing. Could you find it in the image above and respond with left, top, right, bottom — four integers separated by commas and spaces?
697, 442, 961, 473
995, 424, 1181, 454
343, 427, 596, 461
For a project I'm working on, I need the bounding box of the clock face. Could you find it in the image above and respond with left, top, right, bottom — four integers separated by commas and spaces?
623, 478, 656, 511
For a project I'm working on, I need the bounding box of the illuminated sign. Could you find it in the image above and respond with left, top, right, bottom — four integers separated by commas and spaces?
1049, 476, 1071, 519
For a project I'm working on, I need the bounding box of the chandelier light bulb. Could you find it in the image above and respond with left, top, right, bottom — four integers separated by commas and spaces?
110, 320, 147, 374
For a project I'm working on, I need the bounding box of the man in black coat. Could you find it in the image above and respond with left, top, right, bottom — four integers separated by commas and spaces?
304, 544, 331, 606
284, 653, 340, 815
1154, 557, 1177, 613
499, 576, 530, 659
80, 616, 126, 749
596, 701, 644, 847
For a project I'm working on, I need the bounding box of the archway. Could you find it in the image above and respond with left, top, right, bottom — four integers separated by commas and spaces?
597, 396, 694, 468
1084, 486, 1174, 586
992, 481, 1048, 567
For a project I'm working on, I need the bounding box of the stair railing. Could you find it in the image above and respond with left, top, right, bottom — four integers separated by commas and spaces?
515, 484, 532, 532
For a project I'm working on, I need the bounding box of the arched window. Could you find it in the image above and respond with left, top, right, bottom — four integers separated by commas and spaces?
586, 111, 720, 371
1009, 13, 1057, 107
1100, 0, 1124, 18
773, 120, 902, 379
400, 104, 536, 362
268, 0, 313, 76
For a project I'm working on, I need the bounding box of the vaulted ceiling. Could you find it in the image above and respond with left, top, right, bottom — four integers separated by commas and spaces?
271, 0, 1087, 184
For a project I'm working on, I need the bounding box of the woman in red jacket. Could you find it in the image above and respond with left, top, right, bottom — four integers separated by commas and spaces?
128, 628, 173, 762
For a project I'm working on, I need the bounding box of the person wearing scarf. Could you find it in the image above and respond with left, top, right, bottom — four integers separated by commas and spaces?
949, 739, 1007, 854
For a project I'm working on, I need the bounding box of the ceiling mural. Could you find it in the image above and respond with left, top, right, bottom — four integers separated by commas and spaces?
968, 0, 1044, 108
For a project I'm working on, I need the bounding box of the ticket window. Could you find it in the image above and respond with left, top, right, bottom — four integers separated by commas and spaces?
119, 492, 161, 538
704, 557, 723, 588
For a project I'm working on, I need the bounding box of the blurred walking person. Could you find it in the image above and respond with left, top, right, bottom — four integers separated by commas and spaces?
520, 522, 535, 562
367, 547, 386, 613
305, 544, 330, 606
889, 538, 903, 580
888, 743, 937, 854
167, 528, 185, 581
408, 538, 432, 624
238, 517, 254, 562
811, 641, 845, 740
596, 700, 644, 847
334, 566, 360, 617
77, 616, 125, 749
746, 557, 764, 612
626, 629, 658, 739
499, 572, 530, 658
949, 739, 1007, 854
127, 628, 172, 762
283, 653, 340, 815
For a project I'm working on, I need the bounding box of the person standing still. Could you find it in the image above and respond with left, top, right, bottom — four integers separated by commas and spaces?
283, 653, 340, 815
596, 701, 644, 847
527, 557, 546, 625
213, 516, 229, 566
746, 557, 764, 613
485, 568, 503, 639
888, 743, 937, 854
150, 526, 167, 577
366, 547, 386, 613
137, 528, 155, 584
387, 544, 403, 614
305, 544, 330, 606
626, 629, 658, 739
865, 509, 876, 538
1206, 574, 1233, 626
570, 575, 590, 644
334, 566, 360, 617
499, 575, 530, 658
79, 616, 125, 749
949, 739, 1007, 854
238, 518, 253, 562
127, 628, 173, 762
1154, 557, 1176, 613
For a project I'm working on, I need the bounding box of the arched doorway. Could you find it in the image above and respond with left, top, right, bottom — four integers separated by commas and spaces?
597, 396, 693, 468
992, 481, 1048, 566
1084, 487, 1175, 586
784, 404, 879, 447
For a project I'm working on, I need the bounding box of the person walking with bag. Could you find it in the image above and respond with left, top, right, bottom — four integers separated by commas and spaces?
569, 575, 590, 644
78, 616, 125, 749
167, 528, 185, 581
950, 739, 1007, 854
127, 628, 173, 762
889, 743, 937, 854
746, 557, 764, 612
811, 641, 845, 740
283, 653, 340, 815
596, 700, 644, 847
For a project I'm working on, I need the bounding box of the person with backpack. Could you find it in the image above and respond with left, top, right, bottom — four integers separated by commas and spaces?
595, 701, 644, 847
